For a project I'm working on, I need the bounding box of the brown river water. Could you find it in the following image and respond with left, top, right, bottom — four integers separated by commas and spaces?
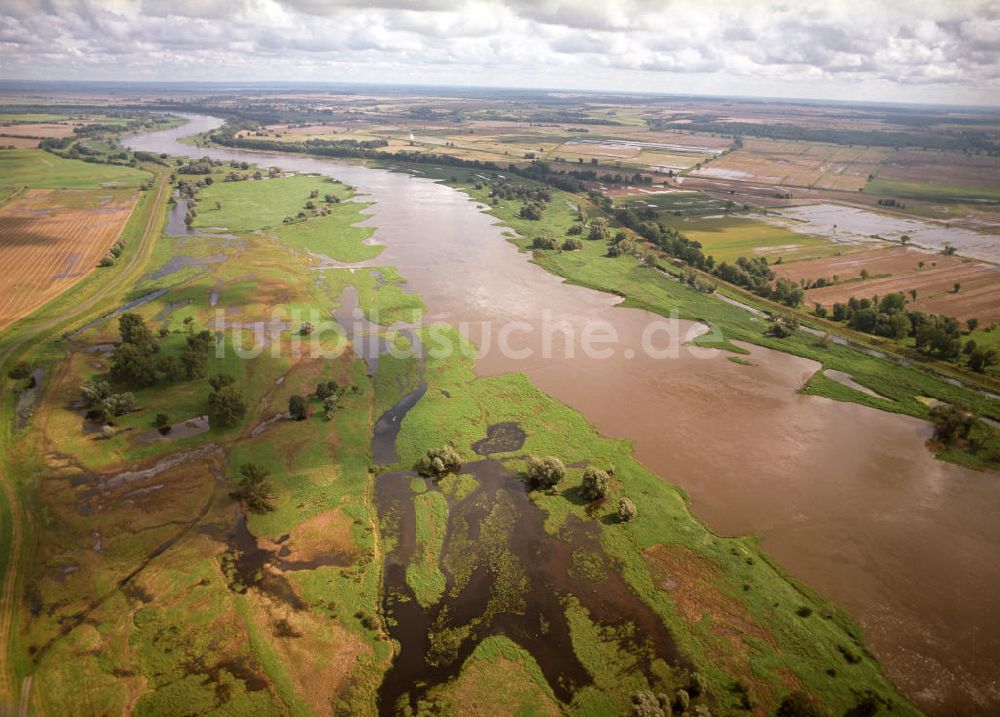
128, 116, 1000, 715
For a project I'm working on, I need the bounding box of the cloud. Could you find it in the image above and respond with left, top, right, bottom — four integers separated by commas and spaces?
0, 0, 996, 104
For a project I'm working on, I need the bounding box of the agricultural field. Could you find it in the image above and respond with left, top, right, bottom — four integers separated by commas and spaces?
0, 188, 139, 330
691, 139, 892, 191
772, 246, 1000, 324
0, 148, 149, 192
658, 214, 855, 264
866, 148, 1000, 202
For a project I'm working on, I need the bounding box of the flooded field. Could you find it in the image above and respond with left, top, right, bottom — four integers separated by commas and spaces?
771, 202, 1000, 262
127, 116, 1000, 715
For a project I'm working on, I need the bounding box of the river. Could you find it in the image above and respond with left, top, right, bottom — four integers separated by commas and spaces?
127, 115, 1000, 715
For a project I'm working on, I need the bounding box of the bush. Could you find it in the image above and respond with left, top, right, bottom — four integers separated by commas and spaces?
154, 412, 170, 428
618, 496, 638, 522
289, 394, 308, 421
580, 467, 610, 500
776, 692, 829, 717
531, 235, 559, 250
7, 361, 31, 380
416, 446, 462, 477
100, 425, 116, 440
526, 455, 565, 490
80, 379, 111, 407
103, 392, 136, 417
562, 237, 583, 251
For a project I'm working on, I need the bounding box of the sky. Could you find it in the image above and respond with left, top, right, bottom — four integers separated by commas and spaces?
1, 0, 998, 106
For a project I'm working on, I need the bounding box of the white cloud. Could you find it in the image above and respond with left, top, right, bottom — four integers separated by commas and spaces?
0, 0, 996, 105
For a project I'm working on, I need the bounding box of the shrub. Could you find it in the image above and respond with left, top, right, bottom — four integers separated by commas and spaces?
531, 235, 559, 250
618, 496, 638, 522
7, 361, 31, 380
80, 379, 111, 407
526, 455, 565, 490
154, 413, 170, 428
562, 237, 583, 251
580, 467, 610, 500
103, 392, 136, 417
776, 692, 829, 717
289, 394, 308, 421
100, 425, 116, 440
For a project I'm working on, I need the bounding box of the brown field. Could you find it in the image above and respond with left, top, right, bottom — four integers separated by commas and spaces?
693, 139, 891, 191
0, 136, 40, 148
0, 123, 81, 139
773, 246, 1000, 323
0, 188, 137, 329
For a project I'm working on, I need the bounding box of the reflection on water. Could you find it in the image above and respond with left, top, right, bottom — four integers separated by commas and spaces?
127, 116, 1000, 715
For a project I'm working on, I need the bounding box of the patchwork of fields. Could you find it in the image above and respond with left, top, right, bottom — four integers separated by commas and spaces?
693, 139, 891, 191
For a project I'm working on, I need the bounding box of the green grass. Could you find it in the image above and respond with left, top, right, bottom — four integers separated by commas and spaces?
660, 215, 842, 264
270, 203, 381, 262
406, 489, 448, 607
0, 148, 150, 189
865, 177, 1000, 203
616, 191, 733, 215
191, 174, 349, 231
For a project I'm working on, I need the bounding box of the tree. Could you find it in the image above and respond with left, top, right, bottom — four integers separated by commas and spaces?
118, 312, 155, 353
588, 217, 610, 241
526, 455, 565, 490
300, 321, 314, 336
416, 446, 462, 477
967, 318, 980, 333
208, 373, 236, 391
154, 412, 170, 428
953, 282, 961, 293
230, 463, 274, 514
81, 380, 111, 407
157, 355, 183, 382
100, 425, 116, 440
7, 361, 31, 380
210, 383, 246, 427
110, 343, 157, 386
315, 380, 340, 399
631, 691, 669, 717
103, 392, 136, 417
323, 395, 338, 420
562, 237, 583, 251
929, 404, 977, 445
532, 235, 559, 250
289, 394, 308, 421
618, 496, 638, 522
581, 467, 610, 500
969, 348, 997, 374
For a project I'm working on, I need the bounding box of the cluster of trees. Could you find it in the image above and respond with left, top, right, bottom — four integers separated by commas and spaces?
821, 293, 996, 371
79, 379, 136, 424
631, 672, 709, 716
98, 239, 125, 268
102, 313, 220, 409
416, 445, 462, 477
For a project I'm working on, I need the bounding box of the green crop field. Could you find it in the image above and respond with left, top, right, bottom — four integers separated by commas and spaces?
0, 148, 150, 190
661, 215, 844, 264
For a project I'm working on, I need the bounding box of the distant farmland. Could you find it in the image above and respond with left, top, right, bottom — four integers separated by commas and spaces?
0, 188, 138, 329
773, 246, 1000, 324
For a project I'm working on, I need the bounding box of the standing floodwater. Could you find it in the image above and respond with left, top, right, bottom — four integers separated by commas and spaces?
127, 116, 1000, 715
